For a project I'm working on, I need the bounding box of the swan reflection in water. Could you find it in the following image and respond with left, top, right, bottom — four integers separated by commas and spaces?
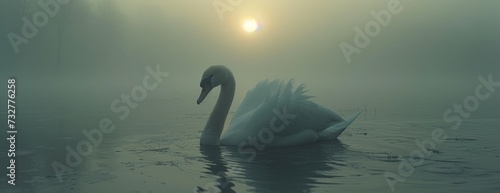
198, 140, 348, 193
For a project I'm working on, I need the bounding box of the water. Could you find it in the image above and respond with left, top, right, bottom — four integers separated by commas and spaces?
1, 99, 499, 193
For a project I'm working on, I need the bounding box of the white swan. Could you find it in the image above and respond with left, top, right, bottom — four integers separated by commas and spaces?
197, 65, 361, 147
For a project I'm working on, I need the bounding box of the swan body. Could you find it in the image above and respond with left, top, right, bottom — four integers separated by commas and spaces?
197, 65, 360, 147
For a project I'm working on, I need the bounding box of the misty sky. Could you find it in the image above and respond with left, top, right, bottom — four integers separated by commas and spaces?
1, 0, 499, 118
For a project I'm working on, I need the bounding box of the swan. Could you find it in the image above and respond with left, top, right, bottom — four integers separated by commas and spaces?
197, 65, 361, 147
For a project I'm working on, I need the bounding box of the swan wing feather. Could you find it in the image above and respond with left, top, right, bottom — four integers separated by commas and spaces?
221, 80, 349, 145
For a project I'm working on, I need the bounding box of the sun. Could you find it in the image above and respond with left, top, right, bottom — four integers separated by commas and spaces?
243, 19, 258, 33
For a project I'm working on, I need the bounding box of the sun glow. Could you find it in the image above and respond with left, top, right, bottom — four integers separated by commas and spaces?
243, 19, 259, 33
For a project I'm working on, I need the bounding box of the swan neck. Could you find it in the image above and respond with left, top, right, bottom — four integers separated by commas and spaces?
200, 72, 235, 145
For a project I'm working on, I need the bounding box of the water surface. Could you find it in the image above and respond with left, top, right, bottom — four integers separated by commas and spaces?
1, 100, 499, 193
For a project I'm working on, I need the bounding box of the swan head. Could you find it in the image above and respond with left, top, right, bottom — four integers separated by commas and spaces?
197, 65, 231, 105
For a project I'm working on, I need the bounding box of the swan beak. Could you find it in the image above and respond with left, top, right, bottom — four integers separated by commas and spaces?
197, 84, 212, 105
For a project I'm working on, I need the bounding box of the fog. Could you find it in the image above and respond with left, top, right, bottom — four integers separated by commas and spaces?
1, 1, 500, 192
1, 0, 499, 119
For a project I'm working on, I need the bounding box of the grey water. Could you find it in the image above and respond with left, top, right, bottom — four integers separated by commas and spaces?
0, 97, 499, 193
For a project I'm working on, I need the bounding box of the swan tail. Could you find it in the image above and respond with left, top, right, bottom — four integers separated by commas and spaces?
318, 111, 362, 141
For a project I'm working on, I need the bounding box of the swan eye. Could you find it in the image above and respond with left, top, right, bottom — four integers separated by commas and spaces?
200, 75, 214, 88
